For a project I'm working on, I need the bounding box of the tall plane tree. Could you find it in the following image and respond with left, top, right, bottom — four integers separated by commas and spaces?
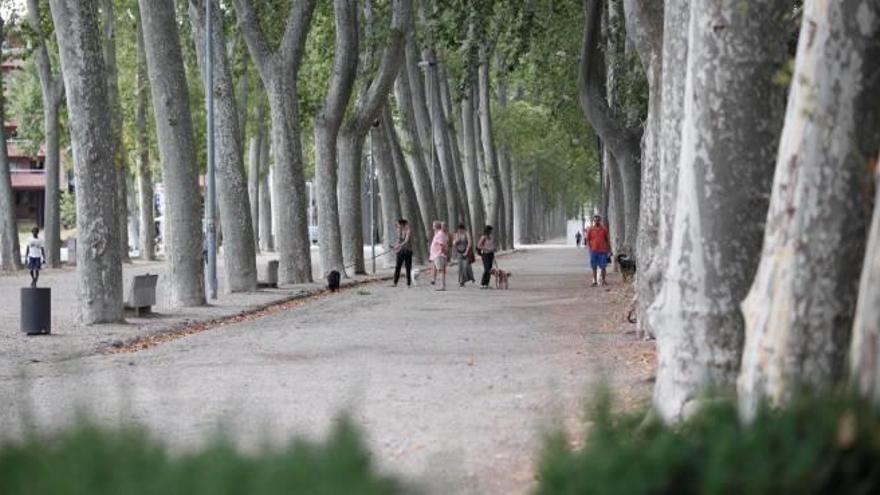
48, 0, 123, 323
135, 11, 153, 261
338, 0, 411, 274
646, 0, 791, 422
739, 0, 880, 415
101, 0, 129, 263
232, 0, 316, 284
314, 0, 358, 277
139, 0, 205, 307
578, 0, 641, 253
26, 0, 65, 268
0, 15, 21, 272
189, 0, 258, 293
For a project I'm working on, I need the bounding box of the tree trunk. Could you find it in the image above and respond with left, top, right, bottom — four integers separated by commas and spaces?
477, 52, 503, 237
384, 105, 427, 264
48, 0, 123, 323
135, 12, 154, 261
647, 0, 791, 422
426, 56, 460, 228
371, 105, 401, 266
232, 0, 317, 284
337, 0, 410, 274
624, 0, 664, 334
461, 87, 485, 241
189, 0, 257, 293
607, 150, 625, 255
247, 105, 263, 251
394, 69, 437, 240
645, 0, 689, 334
439, 65, 470, 234
101, 0, 128, 263
314, 0, 358, 277
739, 0, 880, 416
579, 0, 642, 253
127, 172, 139, 251
496, 70, 515, 249
0, 16, 21, 272
27, 0, 65, 268
258, 132, 274, 252
852, 152, 880, 403
139, 0, 205, 306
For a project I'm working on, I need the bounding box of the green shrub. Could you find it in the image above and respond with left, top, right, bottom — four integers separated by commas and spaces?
536, 394, 880, 495
0, 418, 404, 495
60, 191, 77, 230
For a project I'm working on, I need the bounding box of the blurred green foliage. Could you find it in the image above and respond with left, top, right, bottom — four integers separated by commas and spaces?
0, 417, 405, 495
536, 393, 880, 495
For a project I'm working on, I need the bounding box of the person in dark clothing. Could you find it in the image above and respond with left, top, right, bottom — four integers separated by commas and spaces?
477, 225, 496, 289
392, 218, 413, 287
575, 230, 582, 247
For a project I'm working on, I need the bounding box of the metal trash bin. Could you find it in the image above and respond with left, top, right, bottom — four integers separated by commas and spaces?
21, 287, 51, 335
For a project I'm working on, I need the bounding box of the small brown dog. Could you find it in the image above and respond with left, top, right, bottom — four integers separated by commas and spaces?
491, 268, 512, 289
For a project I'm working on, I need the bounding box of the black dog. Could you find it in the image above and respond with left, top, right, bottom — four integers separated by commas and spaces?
616, 254, 637, 282
327, 270, 341, 292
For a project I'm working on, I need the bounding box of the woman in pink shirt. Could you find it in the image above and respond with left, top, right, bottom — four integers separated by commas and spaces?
429, 221, 450, 291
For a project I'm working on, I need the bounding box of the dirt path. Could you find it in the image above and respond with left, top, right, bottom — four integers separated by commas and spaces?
0, 246, 654, 494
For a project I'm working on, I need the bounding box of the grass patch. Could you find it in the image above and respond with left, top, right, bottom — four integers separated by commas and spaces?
0, 418, 404, 495
536, 393, 880, 494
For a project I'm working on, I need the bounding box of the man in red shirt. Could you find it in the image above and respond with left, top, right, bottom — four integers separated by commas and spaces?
585, 215, 610, 286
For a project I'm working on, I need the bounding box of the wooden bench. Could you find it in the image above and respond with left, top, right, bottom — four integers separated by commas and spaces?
124, 273, 158, 316
257, 260, 279, 288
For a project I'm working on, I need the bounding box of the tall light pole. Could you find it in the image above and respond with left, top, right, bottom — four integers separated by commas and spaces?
205, 0, 217, 299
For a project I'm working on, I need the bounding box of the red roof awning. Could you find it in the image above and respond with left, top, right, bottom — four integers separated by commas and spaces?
11, 171, 46, 190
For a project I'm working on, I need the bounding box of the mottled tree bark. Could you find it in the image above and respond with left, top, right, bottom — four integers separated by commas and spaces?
338, 0, 410, 274
27, 0, 65, 268
439, 64, 470, 234
645, 0, 688, 334
233, 0, 316, 284
0, 17, 21, 272
135, 13, 154, 261
625, 0, 664, 335
648, 0, 791, 422
852, 152, 880, 403
425, 55, 460, 228
189, 0, 258, 293
496, 70, 515, 249
314, 0, 358, 276
139, 0, 205, 306
739, 0, 880, 415
49, 0, 123, 322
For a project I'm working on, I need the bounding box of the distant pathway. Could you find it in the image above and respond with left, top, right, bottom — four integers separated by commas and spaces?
0, 246, 654, 494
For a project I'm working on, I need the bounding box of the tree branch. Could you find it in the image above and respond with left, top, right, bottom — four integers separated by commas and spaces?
579, 0, 641, 160
319, 0, 359, 128
351, 0, 412, 133
622, 0, 664, 73
231, 0, 272, 75
26, 0, 62, 103
279, 0, 318, 73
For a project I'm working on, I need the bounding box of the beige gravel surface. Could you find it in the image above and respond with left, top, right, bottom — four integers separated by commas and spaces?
0, 245, 654, 494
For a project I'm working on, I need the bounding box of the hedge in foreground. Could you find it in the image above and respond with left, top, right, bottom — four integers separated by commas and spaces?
536, 394, 880, 495
0, 418, 403, 495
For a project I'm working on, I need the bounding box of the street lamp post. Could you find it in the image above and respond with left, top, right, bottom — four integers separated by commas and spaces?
205, 0, 217, 300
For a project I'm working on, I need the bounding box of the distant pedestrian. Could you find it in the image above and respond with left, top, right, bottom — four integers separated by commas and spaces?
392, 218, 413, 287
26, 227, 45, 288
477, 225, 496, 289
585, 215, 610, 287
453, 223, 475, 287
575, 230, 582, 248
429, 221, 449, 291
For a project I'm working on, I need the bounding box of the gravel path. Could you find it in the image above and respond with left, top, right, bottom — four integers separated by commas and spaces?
0, 246, 654, 494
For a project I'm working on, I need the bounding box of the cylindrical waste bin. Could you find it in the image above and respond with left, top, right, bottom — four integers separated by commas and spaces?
21, 287, 51, 335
